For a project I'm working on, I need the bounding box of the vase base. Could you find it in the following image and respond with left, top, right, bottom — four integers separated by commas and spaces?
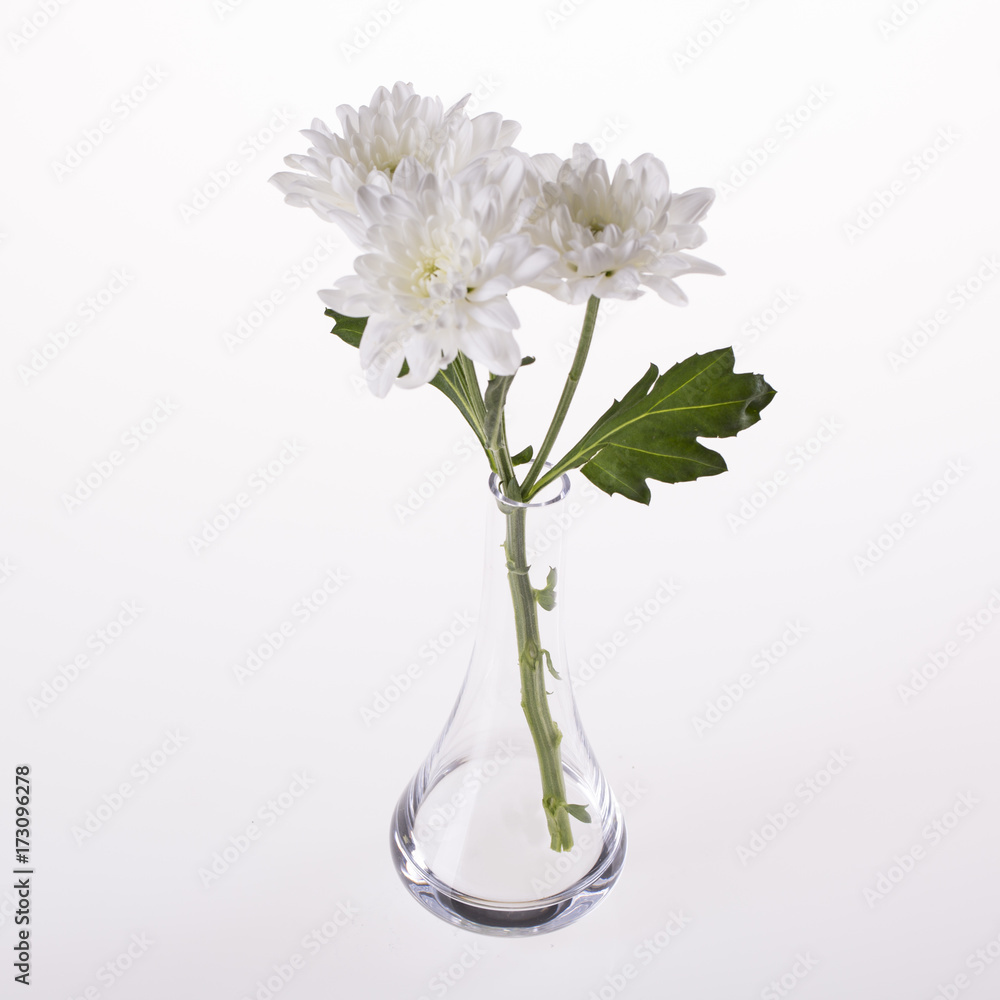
390, 800, 627, 937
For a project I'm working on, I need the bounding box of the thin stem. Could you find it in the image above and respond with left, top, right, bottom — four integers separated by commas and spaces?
490, 440, 518, 498
503, 504, 574, 851
521, 296, 601, 498
486, 405, 577, 849
477, 356, 580, 849
525, 462, 562, 499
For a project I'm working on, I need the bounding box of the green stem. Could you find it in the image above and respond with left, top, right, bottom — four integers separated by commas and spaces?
502, 503, 575, 851
478, 353, 583, 850
492, 439, 517, 497
521, 296, 601, 498
521, 452, 568, 500
488, 431, 576, 850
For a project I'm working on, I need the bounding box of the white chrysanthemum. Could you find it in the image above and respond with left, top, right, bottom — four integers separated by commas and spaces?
269, 81, 521, 243
318, 157, 558, 397
522, 144, 724, 305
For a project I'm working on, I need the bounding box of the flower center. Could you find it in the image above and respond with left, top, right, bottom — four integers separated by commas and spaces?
413, 253, 455, 299
418, 258, 442, 281
368, 150, 401, 176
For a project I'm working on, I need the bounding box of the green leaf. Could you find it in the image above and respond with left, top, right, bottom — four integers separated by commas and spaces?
429, 365, 486, 447
533, 567, 557, 612
565, 803, 592, 823
327, 309, 412, 377
510, 445, 534, 466
558, 348, 775, 504
325, 308, 366, 349
325, 309, 487, 449
484, 372, 515, 452
541, 647, 560, 680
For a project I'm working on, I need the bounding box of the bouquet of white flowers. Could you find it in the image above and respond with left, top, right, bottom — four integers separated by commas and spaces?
271, 82, 774, 933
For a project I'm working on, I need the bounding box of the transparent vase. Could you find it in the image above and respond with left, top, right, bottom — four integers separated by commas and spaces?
390, 469, 627, 936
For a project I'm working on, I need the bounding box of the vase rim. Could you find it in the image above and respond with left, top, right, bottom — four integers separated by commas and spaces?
488, 466, 571, 509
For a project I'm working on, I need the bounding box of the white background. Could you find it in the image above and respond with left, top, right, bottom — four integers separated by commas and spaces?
3, 0, 1000, 997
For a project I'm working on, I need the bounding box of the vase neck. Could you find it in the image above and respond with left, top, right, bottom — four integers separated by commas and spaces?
480, 471, 578, 621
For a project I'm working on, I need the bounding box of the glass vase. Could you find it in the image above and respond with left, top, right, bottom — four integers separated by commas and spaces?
390, 469, 627, 936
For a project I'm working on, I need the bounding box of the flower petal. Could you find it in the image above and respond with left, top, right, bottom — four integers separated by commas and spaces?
458, 323, 522, 375
643, 273, 689, 305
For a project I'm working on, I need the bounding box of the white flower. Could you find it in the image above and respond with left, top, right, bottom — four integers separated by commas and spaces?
269, 82, 520, 243
318, 156, 558, 397
522, 144, 723, 305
